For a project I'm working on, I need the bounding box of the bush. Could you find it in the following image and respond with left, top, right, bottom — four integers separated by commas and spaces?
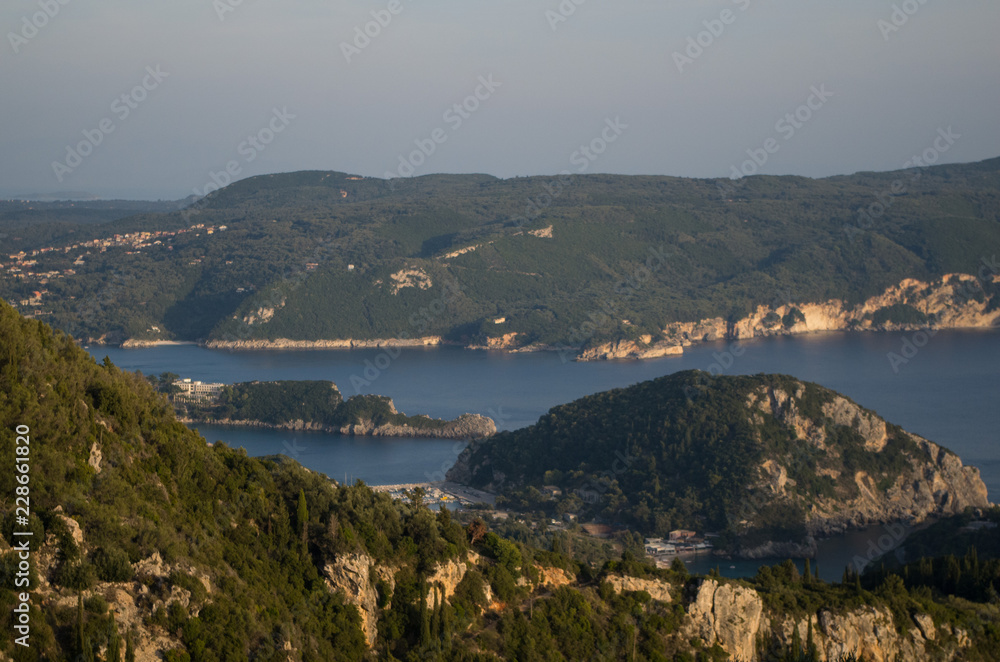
93, 547, 134, 582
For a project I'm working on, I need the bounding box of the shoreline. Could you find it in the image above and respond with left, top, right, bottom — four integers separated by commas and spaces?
89, 272, 1000, 358
101, 322, 1000, 358
180, 414, 495, 441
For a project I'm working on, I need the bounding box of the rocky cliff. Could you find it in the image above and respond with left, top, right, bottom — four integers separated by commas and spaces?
665, 273, 1000, 348
743, 383, 990, 541
577, 272, 999, 361
676, 577, 972, 662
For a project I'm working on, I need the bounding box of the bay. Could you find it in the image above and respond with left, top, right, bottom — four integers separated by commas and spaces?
90, 329, 1000, 581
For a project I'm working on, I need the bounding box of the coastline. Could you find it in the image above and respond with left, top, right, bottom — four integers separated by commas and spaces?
180, 412, 496, 440
102, 272, 1000, 358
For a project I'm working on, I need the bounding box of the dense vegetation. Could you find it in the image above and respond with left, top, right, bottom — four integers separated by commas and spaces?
166, 378, 450, 432
2, 158, 999, 346
451, 371, 930, 549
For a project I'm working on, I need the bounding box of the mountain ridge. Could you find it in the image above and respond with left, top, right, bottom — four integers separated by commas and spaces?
3, 158, 999, 354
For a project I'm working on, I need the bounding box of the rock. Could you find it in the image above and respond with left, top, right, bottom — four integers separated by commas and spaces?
605, 575, 672, 603
56, 514, 84, 547
913, 613, 936, 641
88, 442, 102, 473
577, 339, 683, 361
323, 554, 379, 648
683, 578, 764, 661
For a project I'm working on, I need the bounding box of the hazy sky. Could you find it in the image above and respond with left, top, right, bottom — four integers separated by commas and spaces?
2, 0, 998, 199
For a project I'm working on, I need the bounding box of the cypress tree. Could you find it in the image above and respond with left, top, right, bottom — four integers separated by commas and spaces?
803, 558, 811, 584
419, 575, 431, 645
125, 630, 136, 662
297, 489, 309, 548
107, 611, 122, 662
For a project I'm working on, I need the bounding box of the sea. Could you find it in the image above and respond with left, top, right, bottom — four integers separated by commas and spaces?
89, 329, 1000, 581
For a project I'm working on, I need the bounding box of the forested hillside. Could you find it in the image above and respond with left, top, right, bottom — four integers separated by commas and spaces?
448, 371, 990, 555
2, 158, 999, 348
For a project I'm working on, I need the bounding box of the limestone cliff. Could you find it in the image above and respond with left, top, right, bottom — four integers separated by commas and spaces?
664, 273, 1000, 348
323, 553, 383, 647
743, 383, 990, 541
676, 577, 972, 662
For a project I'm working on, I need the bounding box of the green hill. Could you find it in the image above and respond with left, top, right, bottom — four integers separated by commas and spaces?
447, 371, 990, 555
2, 159, 999, 347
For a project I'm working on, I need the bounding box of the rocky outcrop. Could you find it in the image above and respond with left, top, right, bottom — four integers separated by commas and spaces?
683, 578, 766, 660
424, 552, 482, 607
577, 338, 683, 361
741, 384, 991, 541
605, 575, 673, 603
665, 273, 1000, 348
679, 578, 971, 661
323, 553, 380, 647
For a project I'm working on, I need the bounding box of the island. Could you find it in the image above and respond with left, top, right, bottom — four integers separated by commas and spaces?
153, 375, 495, 439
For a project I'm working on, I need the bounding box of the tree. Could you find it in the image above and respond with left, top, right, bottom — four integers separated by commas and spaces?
125, 631, 136, 662
107, 612, 122, 662
467, 519, 487, 546
297, 489, 309, 548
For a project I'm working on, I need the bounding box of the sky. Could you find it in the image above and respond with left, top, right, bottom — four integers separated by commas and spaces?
1, 0, 998, 200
